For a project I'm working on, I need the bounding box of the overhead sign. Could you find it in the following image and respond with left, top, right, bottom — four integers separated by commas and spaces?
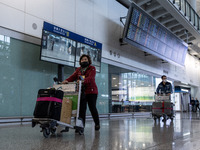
40, 22, 102, 72
122, 3, 188, 66
43, 22, 102, 49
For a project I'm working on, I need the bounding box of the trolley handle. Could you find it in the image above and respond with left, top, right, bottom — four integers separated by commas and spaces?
53, 77, 83, 85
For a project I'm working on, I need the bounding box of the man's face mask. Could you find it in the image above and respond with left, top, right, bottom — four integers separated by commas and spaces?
163, 79, 167, 83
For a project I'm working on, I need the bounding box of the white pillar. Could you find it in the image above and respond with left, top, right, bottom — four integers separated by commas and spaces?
188, 0, 196, 11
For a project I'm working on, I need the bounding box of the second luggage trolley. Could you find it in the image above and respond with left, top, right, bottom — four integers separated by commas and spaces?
152, 95, 175, 122
32, 81, 84, 137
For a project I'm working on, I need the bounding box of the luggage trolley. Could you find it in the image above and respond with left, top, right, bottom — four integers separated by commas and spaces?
152, 95, 174, 122
32, 81, 84, 137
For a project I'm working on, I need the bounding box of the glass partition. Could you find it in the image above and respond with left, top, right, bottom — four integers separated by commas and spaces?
191, 9, 195, 25
174, 0, 180, 7
171, 0, 200, 30
0, 34, 109, 117
109, 65, 157, 113
180, 0, 186, 14
195, 14, 198, 27
186, 2, 190, 19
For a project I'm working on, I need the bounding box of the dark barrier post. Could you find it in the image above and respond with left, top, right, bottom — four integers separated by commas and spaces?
58, 64, 64, 82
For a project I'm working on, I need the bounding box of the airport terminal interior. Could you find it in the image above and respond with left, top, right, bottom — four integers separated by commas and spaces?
2, 0, 200, 149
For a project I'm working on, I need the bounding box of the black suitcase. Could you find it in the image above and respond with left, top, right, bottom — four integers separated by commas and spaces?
33, 89, 64, 120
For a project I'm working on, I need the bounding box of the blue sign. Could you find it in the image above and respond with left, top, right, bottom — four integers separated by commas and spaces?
43, 22, 102, 49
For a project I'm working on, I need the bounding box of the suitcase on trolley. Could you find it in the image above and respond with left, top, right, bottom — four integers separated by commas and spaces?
33, 89, 64, 120
32, 81, 84, 138
152, 101, 173, 116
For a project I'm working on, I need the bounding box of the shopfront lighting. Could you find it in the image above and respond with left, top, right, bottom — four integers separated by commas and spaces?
181, 89, 189, 92
183, 132, 190, 136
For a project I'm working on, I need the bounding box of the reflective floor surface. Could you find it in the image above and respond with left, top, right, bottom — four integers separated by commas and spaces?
1, 112, 200, 150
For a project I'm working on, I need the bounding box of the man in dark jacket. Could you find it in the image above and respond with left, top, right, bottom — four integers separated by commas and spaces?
191, 97, 195, 112
195, 98, 199, 111
156, 75, 172, 95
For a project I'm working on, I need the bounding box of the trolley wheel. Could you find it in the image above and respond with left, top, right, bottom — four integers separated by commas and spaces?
50, 128, 56, 134
78, 129, 84, 135
162, 117, 167, 122
153, 117, 157, 121
162, 116, 166, 122
32, 121, 36, 128
43, 128, 50, 138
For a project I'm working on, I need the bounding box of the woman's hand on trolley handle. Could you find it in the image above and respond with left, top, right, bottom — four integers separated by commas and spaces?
62, 80, 68, 84
167, 93, 171, 96
77, 80, 84, 84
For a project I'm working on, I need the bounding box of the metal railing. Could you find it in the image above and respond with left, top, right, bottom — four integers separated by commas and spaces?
171, 0, 200, 30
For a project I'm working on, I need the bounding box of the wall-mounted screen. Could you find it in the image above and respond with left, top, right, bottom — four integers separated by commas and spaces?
75, 42, 101, 72
122, 3, 188, 66
41, 30, 76, 67
40, 22, 102, 72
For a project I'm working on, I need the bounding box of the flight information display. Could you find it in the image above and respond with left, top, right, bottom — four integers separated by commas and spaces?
123, 3, 188, 66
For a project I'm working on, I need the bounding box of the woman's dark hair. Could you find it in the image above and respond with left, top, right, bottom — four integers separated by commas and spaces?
79, 54, 92, 65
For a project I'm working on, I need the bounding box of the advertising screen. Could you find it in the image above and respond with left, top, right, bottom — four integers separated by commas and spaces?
41, 30, 76, 67
40, 22, 102, 72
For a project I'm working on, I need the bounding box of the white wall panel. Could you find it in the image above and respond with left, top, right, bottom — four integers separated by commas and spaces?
0, 3, 24, 33
107, 0, 121, 24
93, 13, 111, 44
93, 0, 108, 17
93, 0, 108, 43
25, 0, 53, 21
75, 0, 93, 38
0, 0, 25, 11
25, 14, 43, 38
0, 0, 200, 91
53, 0, 76, 32
106, 0, 122, 47
102, 43, 162, 76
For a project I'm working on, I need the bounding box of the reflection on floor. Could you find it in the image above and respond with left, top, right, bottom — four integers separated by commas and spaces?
1, 112, 200, 150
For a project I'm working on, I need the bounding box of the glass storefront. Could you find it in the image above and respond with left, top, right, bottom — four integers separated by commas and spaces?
108, 65, 156, 113
0, 33, 171, 117
0, 34, 110, 117
173, 0, 200, 28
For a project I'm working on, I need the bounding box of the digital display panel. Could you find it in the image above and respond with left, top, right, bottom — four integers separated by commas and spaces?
40, 22, 102, 72
75, 42, 101, 72
123, 3, 188, 66
41, 30, 76, 66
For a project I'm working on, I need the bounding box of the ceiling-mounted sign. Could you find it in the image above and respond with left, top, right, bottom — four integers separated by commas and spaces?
122, 3, 188, 66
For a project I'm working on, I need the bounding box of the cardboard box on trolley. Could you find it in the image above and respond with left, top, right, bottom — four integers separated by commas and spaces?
55, 84, 79, 124
60, 97, 72, 124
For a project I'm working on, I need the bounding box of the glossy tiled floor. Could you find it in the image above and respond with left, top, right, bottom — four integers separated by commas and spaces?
1, 112, 200, 150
